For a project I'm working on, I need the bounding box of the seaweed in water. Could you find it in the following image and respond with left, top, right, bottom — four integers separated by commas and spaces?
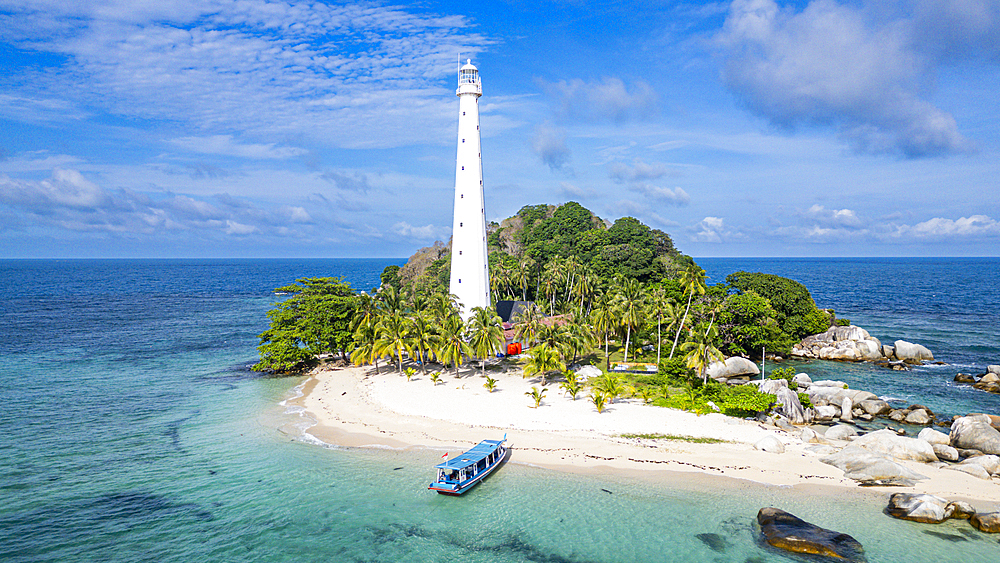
696, 532, 730, 553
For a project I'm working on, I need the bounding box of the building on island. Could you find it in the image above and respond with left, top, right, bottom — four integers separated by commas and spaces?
448, 59, 490, 320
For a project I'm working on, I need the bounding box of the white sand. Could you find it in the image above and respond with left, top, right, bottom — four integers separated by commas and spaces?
292, 362, 1000, 506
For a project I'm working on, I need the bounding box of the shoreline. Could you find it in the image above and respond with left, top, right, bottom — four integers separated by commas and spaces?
287, 362, 1000, 508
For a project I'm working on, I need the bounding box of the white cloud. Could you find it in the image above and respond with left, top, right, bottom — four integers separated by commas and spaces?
632, 184, 690, 205
392, 221, 449, 240
693, 216, 726, 242
717, 0, 977, 157
224, 220, 257, 235
0, 0, 494, 149
531, 122, 571, 171
608, 158, 671, 183
898, 215, 1000, 238
805, 204, 862, 228
538, 77, 659, 123
168, 135, 307, 159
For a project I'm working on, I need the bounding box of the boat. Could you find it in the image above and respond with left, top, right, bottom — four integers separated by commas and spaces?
428, 436, 508, 495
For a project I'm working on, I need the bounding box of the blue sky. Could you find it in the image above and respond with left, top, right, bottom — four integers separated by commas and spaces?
1, 0, 998, 259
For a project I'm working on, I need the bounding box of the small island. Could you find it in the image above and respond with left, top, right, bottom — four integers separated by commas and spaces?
256, 201, 1000, 528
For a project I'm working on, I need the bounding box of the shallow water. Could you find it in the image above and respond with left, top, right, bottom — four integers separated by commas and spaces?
1, 258, 999, 562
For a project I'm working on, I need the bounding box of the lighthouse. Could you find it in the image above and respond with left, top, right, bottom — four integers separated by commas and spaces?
449, 59, 490, 320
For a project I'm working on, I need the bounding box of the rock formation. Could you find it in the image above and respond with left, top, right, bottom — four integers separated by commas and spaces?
757, 508, 865, 561
791, 325, 934, 365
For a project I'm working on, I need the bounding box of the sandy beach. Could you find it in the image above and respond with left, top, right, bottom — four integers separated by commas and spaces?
291, 361, 1000, 506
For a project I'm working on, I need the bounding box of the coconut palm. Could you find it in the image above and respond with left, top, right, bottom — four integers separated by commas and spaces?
374, 314, 410, 374
592, 372, 628, 403
525, 386, 547, 408
571, 263, 597, 315
645, 286, 676, 367
349, 318, 382, 374
521, 343, 565, 386
484, 375, 498, 392
511, 259, 530, 301
562, 312, 596, 366
407, 311, 435, 374
512, 302, 544, 348
670, 264, 707, 359
429, 292, 460, 326
590, 292, 616, 371
466, 306, 504, 376
436, 314, 473, 377
680, 323, 725, 384
559, 370, 583, 400
540, 261, 563, 315
590, 391, 608, 413
430, 372, 442, 385
613, 276, 645, 363
378, 284, 405, 317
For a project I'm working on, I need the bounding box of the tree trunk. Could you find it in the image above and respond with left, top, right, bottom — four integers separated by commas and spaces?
624, 325, 632, 363
604, 332, 610, 371
656, 318, 661, 367
670, 293, 693, 359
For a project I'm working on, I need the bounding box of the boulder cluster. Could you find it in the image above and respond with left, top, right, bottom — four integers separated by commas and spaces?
886, 493, 1000, 533
791, 325, 934, 367
811, 414, 1000, 486
954, 365, 1000, 395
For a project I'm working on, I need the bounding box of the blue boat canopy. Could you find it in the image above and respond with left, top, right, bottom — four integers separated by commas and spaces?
434, 439, 504, 471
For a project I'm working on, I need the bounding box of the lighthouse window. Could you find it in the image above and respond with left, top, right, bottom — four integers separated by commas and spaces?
462, 112, 465, 115
460, 194, 464, 198
461, 166, 464, 170
459, 251, 463, 255
458, 279, 461, 283
462, 139, 465, 143
460, 222, 463, 227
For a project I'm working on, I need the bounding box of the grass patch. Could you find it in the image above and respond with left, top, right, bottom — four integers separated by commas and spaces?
618, 433, 731, 444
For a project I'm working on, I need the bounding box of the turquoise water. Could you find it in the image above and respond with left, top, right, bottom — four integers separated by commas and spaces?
2, 258, 999, 562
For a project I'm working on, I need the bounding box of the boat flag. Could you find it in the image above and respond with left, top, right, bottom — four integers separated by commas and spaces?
441, 452, 448, 459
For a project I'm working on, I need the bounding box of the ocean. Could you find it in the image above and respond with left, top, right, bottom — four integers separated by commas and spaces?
1, 257, 998, 562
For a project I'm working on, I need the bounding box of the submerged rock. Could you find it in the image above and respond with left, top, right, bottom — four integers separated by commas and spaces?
757, 507, 865, 562
971, 512, 1000, 533
886, 493, 954, 524
947, 501, 976, 520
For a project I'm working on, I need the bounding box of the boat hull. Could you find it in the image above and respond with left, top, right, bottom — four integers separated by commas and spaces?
428, 441, 508, 495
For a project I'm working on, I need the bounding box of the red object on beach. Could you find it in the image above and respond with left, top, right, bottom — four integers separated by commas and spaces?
507, 342, 521, 355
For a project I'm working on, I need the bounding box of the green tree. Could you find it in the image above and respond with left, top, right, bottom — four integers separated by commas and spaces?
526, 386, 547, 408
407, 311, 436, 374
437, 314, 472, 377
613, 276, 645, 363
717, 290, 787, 356
670, 264, 707, 359
374, 314, 410, 374
725, 271, 831, 341
680, 323, 725, 384
467, 306, 505, 376
645, 286, 677, 367
349, 316, 382, 374
521, 343, 566, 386
253, 277, 358, 373
590, 292, 616, 371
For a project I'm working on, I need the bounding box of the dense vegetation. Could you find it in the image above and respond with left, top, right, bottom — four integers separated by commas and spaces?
254, 202, 838, 419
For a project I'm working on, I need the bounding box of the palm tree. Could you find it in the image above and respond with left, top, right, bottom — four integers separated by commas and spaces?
590, 292, 616, 371
680, 323, 725, 384
645, 287, 676, 367
512, 302, 544, 348
613, 276, 645, 363
670, 264, 707, 359
562, 312, 596, 366
593, 372, 628, 403
535, 322, 569, 359
571, 263, 597, 316
590, 391, 608, 413
374, 314, 410, 374
349, 318, 381, 374
407, 310, 435, 374
521, 343, 565, 386
484, 375, 498, 392
429, 292, 460, 325
559, 370, 583, 399
466, 306, 504, 377
511, 259, 530, 301
525, 386, 547, 408
378, 284, 405, 317
436, 314, 472, 377
540, 261, 563, 315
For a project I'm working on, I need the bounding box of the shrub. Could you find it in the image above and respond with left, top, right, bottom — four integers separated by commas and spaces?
798, 392, 812, 409
720, 385, 775, 417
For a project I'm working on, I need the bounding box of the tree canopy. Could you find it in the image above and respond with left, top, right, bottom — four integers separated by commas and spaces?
253, 277, 358, 373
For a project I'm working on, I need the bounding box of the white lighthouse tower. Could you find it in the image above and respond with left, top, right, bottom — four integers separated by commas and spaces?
449, 59, 490, 320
